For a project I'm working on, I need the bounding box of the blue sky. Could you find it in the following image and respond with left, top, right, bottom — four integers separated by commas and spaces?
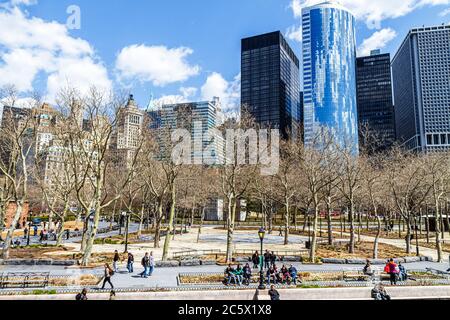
0, 0, 449, 113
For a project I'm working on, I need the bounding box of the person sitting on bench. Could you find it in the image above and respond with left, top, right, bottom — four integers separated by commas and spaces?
289, 265, 298, 285
224, 264, 236, 285
243, 263, 252, 285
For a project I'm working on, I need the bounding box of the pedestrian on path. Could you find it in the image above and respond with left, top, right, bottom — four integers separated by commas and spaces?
141, 252, 150, 278
148, 251, 155, 276
127, 252, 134, 273
252, 251, 259, 269
264, 250, 270, 269
113, 250, 120, 273
101, 263, 114, 289
23, 227, 28, 239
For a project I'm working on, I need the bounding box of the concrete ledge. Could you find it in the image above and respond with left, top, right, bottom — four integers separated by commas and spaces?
0, 259, 77, 266
1, 286, 449, 301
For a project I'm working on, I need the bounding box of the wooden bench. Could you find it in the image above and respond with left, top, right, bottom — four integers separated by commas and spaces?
1, 272, 50, 289
342, 271, 371, 282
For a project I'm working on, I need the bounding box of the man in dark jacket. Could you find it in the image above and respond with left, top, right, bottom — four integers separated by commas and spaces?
264, 250, 270, 269
141, 253, 150, 278
268, 285, 280, 301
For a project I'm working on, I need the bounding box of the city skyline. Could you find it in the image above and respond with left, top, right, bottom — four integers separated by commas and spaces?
0, 0, 449, 117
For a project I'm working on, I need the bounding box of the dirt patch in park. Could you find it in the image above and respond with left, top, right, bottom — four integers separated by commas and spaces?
9, 245, 71, 259
49, 274, 101, 286
315, 241, 406, 260
418, 241, 450, 253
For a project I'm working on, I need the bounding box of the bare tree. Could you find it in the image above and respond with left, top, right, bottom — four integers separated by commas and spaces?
0, 87, 40, 258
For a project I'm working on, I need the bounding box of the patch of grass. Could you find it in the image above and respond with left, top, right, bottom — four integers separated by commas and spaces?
24, 289, 57, 295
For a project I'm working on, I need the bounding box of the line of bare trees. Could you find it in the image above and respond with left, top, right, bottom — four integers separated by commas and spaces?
1, 86, 450, 265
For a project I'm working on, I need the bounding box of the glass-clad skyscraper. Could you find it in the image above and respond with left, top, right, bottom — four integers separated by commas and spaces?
356, 51, 396, 153
241, 31, 301, 139
302, 1, 359, 151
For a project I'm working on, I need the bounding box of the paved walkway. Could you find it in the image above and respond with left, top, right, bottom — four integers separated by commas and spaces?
1, 260, 449, 291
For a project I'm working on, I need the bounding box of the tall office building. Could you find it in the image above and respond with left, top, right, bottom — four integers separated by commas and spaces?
392, 24, 450, 152
241, 31, 301, 139
157, 98, 224, 165
356, 50, 396, 152
302, 1, 359, 151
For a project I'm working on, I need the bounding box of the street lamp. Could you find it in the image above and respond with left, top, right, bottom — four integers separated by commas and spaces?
27, 211, 33, 246
258, 227, 266, 290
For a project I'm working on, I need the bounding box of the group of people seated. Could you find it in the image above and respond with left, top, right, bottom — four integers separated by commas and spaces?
224, 263, 253, 286
363, 259, 408, 284
224, 263, 300, 286
266, 264, 299, 285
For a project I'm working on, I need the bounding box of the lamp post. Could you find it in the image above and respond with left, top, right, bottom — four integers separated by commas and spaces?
258, 227, 266, 290
124, 211, 130, 253
27, 211, 33, 246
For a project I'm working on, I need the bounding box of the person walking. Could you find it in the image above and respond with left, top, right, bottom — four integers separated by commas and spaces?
268, 285, 280, 301
270, 251, 277, 267
148, 251, 155, 276
127, 252, 134, 273
101, 264, 114, 289
33, 225, 38, 236
141, 253, 150, 278
252, 251, 259, 269
23, 227, 28, 239
113, 250, 120, 273
264, 250, 270, 270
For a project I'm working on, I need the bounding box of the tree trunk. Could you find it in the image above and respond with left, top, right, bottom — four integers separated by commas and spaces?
326, 198, 333, 245
434, 199, 443, 262
197, 206, 205, 243
284, 199, 289, 245
82, 203, 102, 266
373, 215, 381, 259
225, 198, 237, 263
2, 201, 23, 259
154, 201, 163, 248
137, 202, 145, 238
309, 203, 319, 262
162, 183, 176, 261
405, 216, 412, 255
348, 205, 355, 254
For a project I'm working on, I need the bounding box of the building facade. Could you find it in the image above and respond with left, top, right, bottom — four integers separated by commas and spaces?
302, 1, 359, 151
158, 98, 224, 165
241, 31, 301, 139
356, 51, 396, 152
392, 24, 450, 152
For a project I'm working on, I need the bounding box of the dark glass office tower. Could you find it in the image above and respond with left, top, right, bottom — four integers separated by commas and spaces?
241, 31, 301, 139
356, 51, 396, 152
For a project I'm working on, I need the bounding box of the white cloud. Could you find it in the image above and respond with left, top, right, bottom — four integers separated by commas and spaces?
357, 28, 397, 56
152, 86, 198, 108
285, 25, 302, 43
10, 0, 37, 6
439, 7, 450, 16
115, 45, 200, 87
290, 0, 450, 29
201, 72, 240, 114
0, 6, 112, 101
